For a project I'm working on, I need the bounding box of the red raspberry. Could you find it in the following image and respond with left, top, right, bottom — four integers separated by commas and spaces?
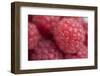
75, 17, 88, 30
64, 44, 88, 59
29, 39, 63, 60
28, 23, 41, 49
74, 17, 88, 46
53, 17, 85, 54
77, 44, 88, 58
32, 15, 61, 38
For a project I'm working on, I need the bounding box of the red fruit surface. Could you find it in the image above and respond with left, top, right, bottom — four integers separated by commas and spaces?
28, 23, 41, 49
32, 15, 61, 38
29, 39, 63, 60
28, 15, 88, 60
53, 17, 86, 54
64, 44, 88, 59
74, 17, 88, 46
77, 44, 88, 58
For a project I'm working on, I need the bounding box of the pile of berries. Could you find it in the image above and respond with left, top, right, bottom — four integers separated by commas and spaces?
28, 15, 88, 60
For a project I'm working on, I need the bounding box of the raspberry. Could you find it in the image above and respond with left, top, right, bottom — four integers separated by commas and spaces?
32, 15, 61, 39
28, 16, 88, 60
29, 39, 63, 60
53, 17, 85, 54
28, 23, 41, 49
77, 44, 88, 58
64, 44, 88, 59
74, 17, 88, 46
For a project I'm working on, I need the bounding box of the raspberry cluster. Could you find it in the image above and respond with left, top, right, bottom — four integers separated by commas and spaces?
28, 15, 88, 60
